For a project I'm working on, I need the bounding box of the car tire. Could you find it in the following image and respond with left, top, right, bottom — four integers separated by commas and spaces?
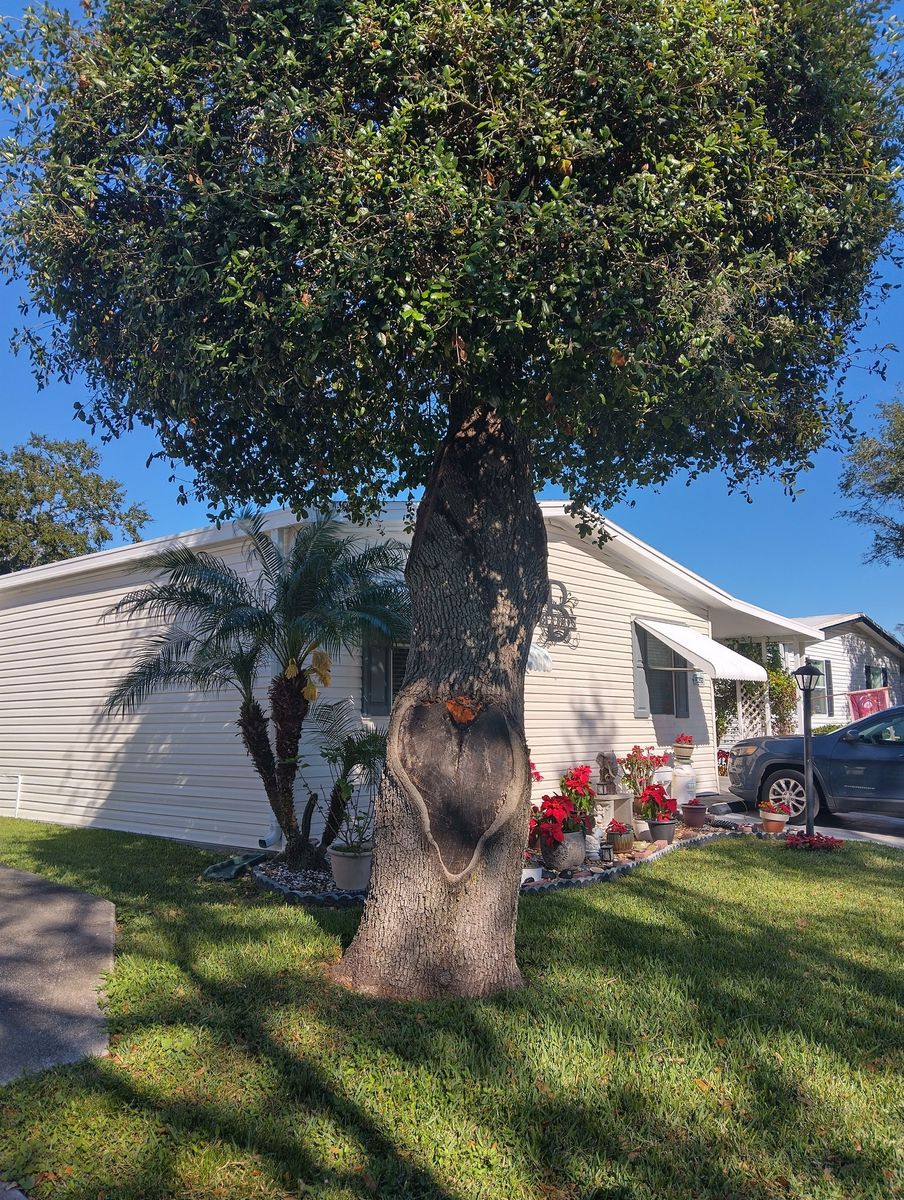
759, 768, 814, 825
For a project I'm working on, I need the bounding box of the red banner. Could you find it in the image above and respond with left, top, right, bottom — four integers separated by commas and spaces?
848, 688, 891, 720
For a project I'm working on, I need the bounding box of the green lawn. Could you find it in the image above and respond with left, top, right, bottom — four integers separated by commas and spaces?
0, 817, 902, 1200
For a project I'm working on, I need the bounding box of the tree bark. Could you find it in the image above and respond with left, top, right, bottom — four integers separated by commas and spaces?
269, 673, 311, 868
330, 406, 548, 999
238, 684, 310, 869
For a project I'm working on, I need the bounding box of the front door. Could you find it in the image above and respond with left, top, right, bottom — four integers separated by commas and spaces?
827, 712, 904, 814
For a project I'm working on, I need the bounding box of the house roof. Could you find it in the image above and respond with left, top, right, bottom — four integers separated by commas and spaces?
791, 613, 904, 660
0, 499, 822, 643
540, 504, 824, 643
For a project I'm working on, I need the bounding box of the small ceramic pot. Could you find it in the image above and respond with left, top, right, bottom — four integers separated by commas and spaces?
758, 810, 790, 834
541, 831, 586, 873
608, 829, 635, 854
327, 847, 373, 891
680, 803, 708, 828
647, 818, 677, 844
673, 743, 695, 763
521, 865, 544, 884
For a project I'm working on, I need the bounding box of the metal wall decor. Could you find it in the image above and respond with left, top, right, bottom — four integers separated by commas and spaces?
540, 580, 578, 647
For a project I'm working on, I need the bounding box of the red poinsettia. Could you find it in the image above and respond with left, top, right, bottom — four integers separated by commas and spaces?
560, 764, 596, 811
528, 794, 591, 848
637, 783, 677, 822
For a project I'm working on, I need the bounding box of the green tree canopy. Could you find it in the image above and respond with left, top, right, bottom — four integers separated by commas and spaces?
0, 433, 149, 573
0, 0, 900, 522
2, 0, 901, 999
840, 398, 904, 562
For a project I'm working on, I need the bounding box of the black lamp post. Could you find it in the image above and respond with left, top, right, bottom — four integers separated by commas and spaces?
792, 661, 822, 837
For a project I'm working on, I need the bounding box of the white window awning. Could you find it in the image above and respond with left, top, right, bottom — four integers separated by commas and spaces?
635, 619, 767, 682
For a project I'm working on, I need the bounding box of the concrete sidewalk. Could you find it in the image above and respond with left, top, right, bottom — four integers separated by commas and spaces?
0, 866, 115, 1085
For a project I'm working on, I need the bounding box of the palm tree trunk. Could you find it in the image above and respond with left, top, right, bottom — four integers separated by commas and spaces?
269, 673, 311, 868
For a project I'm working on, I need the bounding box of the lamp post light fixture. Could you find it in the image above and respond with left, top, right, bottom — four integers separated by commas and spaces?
792, 660, 822, 837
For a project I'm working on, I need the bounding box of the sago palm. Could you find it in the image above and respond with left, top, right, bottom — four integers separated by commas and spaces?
105, 512, 409, 866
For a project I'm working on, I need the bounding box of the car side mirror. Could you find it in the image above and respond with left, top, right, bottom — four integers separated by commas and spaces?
840, 731, 859, 743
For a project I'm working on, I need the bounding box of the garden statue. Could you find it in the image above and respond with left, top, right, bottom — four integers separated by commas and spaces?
596, 750, 619, 796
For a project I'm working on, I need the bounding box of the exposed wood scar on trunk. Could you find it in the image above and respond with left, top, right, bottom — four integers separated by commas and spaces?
390, 690, 526, 882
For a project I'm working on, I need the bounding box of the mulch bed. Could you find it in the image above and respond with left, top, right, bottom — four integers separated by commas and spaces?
251, 819, 767, 908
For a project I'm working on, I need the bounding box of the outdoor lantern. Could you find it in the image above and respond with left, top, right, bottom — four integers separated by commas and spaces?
599, 842, 615, 865
792, 661, 822, 693
792, 660, 819, 837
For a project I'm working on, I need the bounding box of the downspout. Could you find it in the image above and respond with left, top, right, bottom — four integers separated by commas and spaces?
258, 817, 285, 850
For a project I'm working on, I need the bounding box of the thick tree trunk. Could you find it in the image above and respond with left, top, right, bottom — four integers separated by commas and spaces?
330, 406, 548, 999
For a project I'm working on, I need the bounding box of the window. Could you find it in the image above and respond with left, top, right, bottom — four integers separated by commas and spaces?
637, 628, 689, 718
853, 712, 904, 744
865, 665, 889, 689
809, 658, 833, 717
362, 642, 409, 716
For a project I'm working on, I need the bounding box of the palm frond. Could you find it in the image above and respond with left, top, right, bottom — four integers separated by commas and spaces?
235, 507, 286, 593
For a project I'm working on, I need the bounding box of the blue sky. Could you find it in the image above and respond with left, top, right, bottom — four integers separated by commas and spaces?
1, 3, 902, 632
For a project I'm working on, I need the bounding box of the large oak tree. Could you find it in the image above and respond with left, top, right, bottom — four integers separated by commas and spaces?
1, 0, 900, 998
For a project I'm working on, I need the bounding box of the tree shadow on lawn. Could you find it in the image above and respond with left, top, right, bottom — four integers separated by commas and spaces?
3, 828, 902, 1200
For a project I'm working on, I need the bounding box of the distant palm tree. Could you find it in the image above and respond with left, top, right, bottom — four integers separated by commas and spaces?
105, 512, 408, 866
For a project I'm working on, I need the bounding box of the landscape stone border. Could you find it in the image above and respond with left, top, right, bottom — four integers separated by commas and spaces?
251, 823, 757, 908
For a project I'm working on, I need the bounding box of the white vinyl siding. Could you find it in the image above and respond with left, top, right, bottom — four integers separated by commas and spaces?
0, 538, 361, 849
0, 514, 744, 850
785, 628, 904, 728
524, 527, 719, 796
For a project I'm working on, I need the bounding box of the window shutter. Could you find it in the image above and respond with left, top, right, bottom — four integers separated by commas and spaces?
391, 646, 410, 700
882, 666, 889, 689
825, 660, 835, 717
865, 665, 874, 689
633, 625, 650, 718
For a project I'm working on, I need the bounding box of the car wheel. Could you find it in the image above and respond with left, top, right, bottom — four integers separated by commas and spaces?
760, 769, 810, 824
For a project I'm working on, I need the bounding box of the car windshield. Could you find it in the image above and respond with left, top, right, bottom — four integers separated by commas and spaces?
851, 713, 904, 744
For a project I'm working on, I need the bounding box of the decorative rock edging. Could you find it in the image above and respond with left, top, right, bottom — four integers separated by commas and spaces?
252, 865, 366, 908
251, 824, 750, 908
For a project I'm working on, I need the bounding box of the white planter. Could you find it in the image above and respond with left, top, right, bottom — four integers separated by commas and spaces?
673, 744, 695, 764
327, 847, 373, 891
521, 865, 544, 884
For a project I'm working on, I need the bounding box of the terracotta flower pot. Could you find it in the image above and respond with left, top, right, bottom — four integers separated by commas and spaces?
608, 829, 635, 854
758, 810, 790, 834
647, 818, 677, 844
680, 803, 708, 828
541, 831, 586, 872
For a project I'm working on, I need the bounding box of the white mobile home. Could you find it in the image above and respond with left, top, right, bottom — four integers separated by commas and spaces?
0, 504, 818, 849
784, 614, 904, 728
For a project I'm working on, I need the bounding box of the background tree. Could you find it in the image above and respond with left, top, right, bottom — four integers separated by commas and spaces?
840, 398, 904, 563
1, 0, 900, 998
105, 513, 408, 867
0, 433, 149, 573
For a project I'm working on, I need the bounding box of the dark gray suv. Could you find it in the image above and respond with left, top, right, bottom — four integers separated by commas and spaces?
728, 706, 904, 822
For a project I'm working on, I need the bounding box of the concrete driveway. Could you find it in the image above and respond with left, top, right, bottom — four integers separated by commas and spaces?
0, 866, 115, 1085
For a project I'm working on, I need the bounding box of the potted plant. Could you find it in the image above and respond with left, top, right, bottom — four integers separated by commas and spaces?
521, 849, 544, 884
617, 745, 670, 815
326, 809, 374, 890
637, 783, 678, 844
680, 795, 708, 828
758, 798, 791, 833
606, 817, 635, 854
673, 732, 695, 763
529, 794, 591, 872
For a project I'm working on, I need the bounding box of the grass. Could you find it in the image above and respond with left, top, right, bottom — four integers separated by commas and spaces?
0, 817, 902, 1200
